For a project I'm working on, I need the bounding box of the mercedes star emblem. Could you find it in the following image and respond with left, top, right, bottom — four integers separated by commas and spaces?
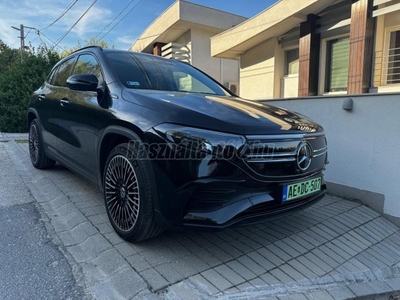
297, 142, 312, 171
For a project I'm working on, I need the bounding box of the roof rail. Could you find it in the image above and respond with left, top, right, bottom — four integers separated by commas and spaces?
70, 45, 103, 55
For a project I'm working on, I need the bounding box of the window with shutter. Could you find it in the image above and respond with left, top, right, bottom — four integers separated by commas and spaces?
325, 37, 350, 92
386, 30, 400, 85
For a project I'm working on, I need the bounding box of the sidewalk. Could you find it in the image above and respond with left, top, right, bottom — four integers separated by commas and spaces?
0, 132, 28, 141
0, 139, 85, 299
2, 135, 400, 299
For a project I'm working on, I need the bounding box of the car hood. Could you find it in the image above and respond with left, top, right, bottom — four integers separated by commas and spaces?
122, 89, 323, 135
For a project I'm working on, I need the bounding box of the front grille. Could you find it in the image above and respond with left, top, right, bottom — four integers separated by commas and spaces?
243, 132, 327, 178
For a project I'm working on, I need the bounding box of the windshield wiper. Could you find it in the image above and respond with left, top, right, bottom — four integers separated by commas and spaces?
179, 90, 215, 95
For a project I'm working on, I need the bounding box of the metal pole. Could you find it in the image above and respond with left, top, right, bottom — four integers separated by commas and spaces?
11, 24, 25, 62
20, 24, 24, 62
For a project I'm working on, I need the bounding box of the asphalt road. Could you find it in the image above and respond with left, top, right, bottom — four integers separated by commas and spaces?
0, 142, 85, 300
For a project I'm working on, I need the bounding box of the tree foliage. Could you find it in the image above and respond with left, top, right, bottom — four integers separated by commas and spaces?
61, 37, 114, 58
0, 41, 60, 132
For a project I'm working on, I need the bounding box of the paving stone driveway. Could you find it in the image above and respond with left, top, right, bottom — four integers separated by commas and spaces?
4, 138, 400, 299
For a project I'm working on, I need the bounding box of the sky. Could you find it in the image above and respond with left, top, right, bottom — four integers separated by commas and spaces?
0, 0, 278, 52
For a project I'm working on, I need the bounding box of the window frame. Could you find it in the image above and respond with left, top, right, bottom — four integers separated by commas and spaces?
284, 47, 300, 78
46, 66, 59, 85
71, 53, 105, 82
318, 33, 350, 95
382, 25, 400, 87
51, 56, 76, 87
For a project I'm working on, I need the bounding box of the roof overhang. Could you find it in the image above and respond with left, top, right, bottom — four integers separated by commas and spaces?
211, 0, 337, 59
130, 1, 247, 53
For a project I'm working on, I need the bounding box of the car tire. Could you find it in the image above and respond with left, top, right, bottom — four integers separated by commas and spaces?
29, 119, 56, 169
103, 142, 163, 242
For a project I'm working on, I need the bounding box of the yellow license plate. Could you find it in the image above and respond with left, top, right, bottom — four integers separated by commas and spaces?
283, 177, 321, 201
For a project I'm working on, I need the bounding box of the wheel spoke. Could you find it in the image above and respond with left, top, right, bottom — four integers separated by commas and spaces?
109, 201, 118, 217
106, 196, 117, 204
106, 173, 118, 185
128, 197, 139, 206
124, 205, 136, 227
108, 169, 119, 185
105, 181, 116, 189
126, 199, 139, 216
127, 181, 137, 190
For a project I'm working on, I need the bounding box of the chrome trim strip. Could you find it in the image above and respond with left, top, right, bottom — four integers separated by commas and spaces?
246, 132, 325, 140
245, 152, 296, 158
246, 157, 296, 163
313, 151, 327, 158
314, 147, 327, 153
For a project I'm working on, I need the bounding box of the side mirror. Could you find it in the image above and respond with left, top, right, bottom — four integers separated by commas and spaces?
66, 74, 98, 92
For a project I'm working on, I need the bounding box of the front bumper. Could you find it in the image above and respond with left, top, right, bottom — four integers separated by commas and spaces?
153, 167, 326, 230
145, 128, 328, 230
183, 186, 325, 229
183, 174, 326, 228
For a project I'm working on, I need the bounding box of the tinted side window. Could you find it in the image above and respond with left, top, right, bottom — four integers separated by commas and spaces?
106, 52, 150, 89
72, 54, 103, 81
132, 54, 170, 90
53, 58, 75, 87
47, 66, 59, 85
136, 55, 227, 95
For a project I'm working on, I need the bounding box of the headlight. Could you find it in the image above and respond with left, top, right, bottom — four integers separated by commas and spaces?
153, 123, 246, 159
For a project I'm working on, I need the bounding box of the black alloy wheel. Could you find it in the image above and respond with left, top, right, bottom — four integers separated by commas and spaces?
103, 143, 163, 242
28, 119, 56, 169
105, 155, 140, 232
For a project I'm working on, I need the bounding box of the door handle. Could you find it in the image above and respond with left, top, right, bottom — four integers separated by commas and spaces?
38, 94, 46, 101
59, 99, 69, 106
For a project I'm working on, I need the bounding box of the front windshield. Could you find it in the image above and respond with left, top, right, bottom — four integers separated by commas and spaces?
106, 52, 230, 96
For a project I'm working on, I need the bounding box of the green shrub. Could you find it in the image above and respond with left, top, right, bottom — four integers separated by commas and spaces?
0, 42, 59, 132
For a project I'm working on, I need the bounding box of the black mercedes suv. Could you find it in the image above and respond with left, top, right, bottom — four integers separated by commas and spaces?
27, 46, 328, 242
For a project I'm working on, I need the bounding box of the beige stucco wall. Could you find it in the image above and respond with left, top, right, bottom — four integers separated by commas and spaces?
281, 76, 299, 98
130, 2, 180, 52
189, 28, 240, 87
175, 30, 191, 47
239, 39, 280, 100
384, 1, 400, 28
221, 59, 240, 86
179, 2, 247, 33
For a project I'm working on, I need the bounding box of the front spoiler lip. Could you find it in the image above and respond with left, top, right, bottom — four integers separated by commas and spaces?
181, 190, 325, 230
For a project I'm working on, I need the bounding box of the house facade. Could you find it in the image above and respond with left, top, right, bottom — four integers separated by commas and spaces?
130, 0, 247, 93
211, 0, 400, 100
211, 0, 400, 222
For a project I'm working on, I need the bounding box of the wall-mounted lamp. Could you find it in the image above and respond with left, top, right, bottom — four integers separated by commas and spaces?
342, 98, 353, 111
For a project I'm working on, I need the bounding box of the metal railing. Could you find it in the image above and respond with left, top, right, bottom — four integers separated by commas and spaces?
383, 45, 400, 85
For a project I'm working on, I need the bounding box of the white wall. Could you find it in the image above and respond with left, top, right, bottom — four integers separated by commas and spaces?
264, 94, 400, 218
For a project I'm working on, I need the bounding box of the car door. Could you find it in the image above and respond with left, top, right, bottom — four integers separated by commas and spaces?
56, 53, 104, 181
37, 57, 76, 154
